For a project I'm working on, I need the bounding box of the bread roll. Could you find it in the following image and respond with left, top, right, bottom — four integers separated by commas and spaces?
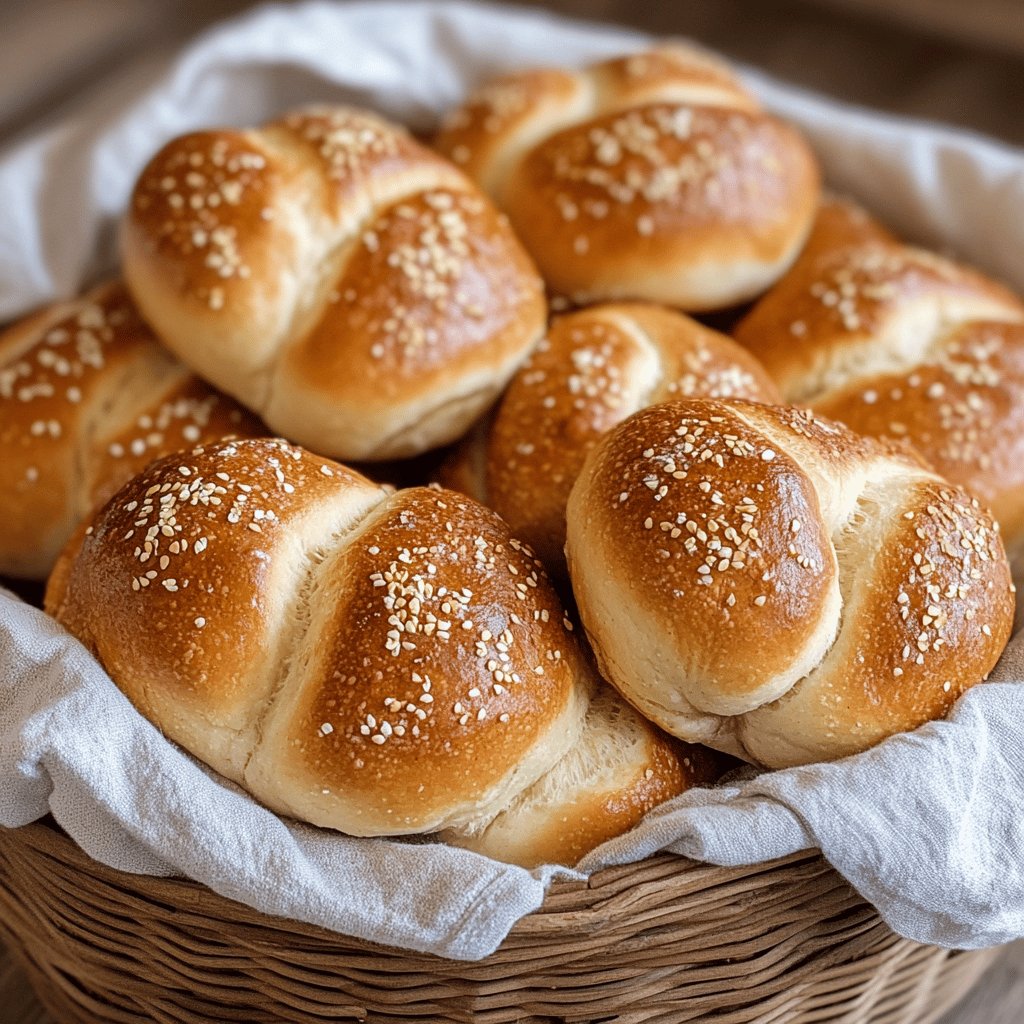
444, 688, 725, 867
565, 398, 1014, 768
122, 105, 546, 461
442, 302, 779, 572
435, 45, 820, 310
46, 438, 593, 836
0, 281, 261, 579
734, 198, 1024, 545
797, 194, 897, 262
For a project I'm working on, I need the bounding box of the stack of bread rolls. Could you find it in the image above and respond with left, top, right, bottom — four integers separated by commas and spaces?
442, 302, 779, 572
15, 44, 1017, 869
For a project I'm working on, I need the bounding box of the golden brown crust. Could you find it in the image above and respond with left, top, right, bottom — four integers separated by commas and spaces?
565, 398, 1014, 767
48, 440, 593, 836
437, 68, 588, 196
0, 302, 84, 579
86, 375, 261, 512
444, 302, 778, 573
740, 475, 1014, 764
250, 487, 592, 834
272, 188, 545, 457
800, 195, 898, 262
122, 105, 546, 461
435, 45, 820, 310
734, 198, 1024, 545
814, 321, 1024, 544
568, 401, 843, 714
123, 129, 294, 351
734, 242, 1024, 401
45, 439, 383, 777
443, 688, 727, 868
532, 737, 721, 867
588, 47, 758, 113
504, 106, 819, 309
0, 282, 261, 579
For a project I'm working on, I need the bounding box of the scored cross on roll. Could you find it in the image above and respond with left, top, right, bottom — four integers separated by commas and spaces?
435, 44, 820, 310
734, 197, 1024, 547
122, 105, 546, 461
565, 398, 1014, 768
443, 302, 779, 573
46, 438, 599, 837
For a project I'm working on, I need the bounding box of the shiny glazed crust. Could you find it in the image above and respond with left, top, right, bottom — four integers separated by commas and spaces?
442, 302, 779, 572
46, 439, 593, 836
444, 688, 726, 867
0, 281, 261, 578
436, 45, 820, 310
734, 198, 1024, 545
565, 398, 1014, 767
122, 106, 546, 460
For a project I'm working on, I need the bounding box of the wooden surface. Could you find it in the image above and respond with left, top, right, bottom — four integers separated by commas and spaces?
811, 0, 1024, 57
3, 0, 1024, 148
2, 1, 1023, 1020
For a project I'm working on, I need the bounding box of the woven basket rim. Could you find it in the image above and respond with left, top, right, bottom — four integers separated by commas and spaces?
4, 818, 827, 953
1, 818, 1004, 1024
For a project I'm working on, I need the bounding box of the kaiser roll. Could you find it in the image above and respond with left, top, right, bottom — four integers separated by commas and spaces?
443, 687, 726, 867
565, 398, 1014, 768
0, 281, 261, 579
734, 197, 1024, 545
442, 302, 779, 572
121, 105, 546, 461
46, 438, 593, 836
435, 45, 820, 310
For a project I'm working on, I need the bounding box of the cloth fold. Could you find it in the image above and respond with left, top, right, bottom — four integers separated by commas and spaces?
2, 0, 1024, 962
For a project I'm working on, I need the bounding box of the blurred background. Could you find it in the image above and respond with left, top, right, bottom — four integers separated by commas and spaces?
2, 0, 1024, 150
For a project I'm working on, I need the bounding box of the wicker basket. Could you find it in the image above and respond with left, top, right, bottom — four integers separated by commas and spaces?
0, 820, 997, 1023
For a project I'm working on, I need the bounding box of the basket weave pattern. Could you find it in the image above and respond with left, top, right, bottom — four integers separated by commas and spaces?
0, 822, 996, 1023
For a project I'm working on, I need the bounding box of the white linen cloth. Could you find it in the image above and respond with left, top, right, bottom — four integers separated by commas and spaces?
2, 0, 1024, 961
